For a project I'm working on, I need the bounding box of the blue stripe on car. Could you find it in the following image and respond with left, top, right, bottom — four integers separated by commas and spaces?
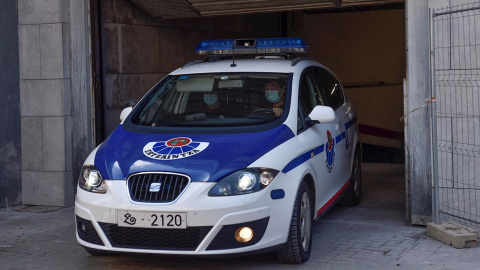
282, 144, 325, 173
282, 116, 357, 174
345, 116, 357, 130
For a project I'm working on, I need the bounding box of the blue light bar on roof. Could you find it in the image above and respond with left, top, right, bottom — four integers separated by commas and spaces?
195, 38, 308, 56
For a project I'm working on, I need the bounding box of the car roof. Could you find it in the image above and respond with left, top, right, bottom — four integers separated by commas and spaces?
170, 58, 317, 75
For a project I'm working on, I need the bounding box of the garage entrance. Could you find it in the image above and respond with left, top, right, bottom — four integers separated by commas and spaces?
91, 0, 406, 217
93, 0, 406, 163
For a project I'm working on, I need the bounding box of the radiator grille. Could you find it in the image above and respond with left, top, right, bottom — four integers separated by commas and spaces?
127, 173, 189, 203
99, 223, 211, 251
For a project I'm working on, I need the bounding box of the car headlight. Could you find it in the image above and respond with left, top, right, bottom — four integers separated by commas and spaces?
208, 168, 279, 196
78, 165, 107, 194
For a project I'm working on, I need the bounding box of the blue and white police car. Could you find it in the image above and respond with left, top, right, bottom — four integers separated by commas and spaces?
75, 38, 361, 264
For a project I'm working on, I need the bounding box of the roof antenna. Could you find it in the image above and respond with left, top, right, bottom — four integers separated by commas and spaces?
231, 46, 236, 67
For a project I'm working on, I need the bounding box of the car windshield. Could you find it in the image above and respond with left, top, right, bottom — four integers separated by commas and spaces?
131, 73, 290, 127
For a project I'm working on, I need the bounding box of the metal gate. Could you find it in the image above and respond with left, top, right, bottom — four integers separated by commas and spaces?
430, 2, 480, 230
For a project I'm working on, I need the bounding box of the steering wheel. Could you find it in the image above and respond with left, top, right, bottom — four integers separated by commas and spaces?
246, 108, 276, 119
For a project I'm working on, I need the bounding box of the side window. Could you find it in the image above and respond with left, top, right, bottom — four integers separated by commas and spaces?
298, 69, 326, 133
297, 107, 305, 132
315, 68, 344, 110
310, 71, 327, 107
298, 70, 318, 116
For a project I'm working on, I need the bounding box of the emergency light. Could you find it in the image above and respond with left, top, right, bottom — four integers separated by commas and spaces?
195, 38, 308, 56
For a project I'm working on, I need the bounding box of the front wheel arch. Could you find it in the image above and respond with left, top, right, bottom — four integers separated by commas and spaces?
302, 174, 316, 219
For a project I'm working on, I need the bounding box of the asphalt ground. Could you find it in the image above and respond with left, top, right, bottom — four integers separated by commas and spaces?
0, 163, 479, 270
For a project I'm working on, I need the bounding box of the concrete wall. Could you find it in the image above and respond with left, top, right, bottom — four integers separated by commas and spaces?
291, 9, 406, 150
17, 0, 90, 206
0, 0, 22, 207
101, 0, 282, 136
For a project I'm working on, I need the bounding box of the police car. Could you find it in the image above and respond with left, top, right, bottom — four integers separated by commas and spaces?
75, 38, 361, 264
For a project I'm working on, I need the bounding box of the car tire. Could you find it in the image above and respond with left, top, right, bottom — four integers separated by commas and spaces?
339, 148, 362, 206
276, 181, 313, 264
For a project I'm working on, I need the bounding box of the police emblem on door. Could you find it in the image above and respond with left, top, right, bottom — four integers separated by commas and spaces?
325, 131, 335, 173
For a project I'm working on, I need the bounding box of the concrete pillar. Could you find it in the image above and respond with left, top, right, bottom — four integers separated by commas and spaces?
70, 0, 93, 190
17, 0, 91, 206
0, 0, 22, 207
405, 0, 432, 224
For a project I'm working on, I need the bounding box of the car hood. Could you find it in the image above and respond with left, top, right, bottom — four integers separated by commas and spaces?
94, 125, 294, 182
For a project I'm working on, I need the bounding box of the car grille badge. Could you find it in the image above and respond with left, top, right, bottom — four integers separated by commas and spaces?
149, 183, 162, 192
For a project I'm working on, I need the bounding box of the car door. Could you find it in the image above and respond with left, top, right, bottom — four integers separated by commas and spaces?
312, 67, 353, 187
297, 68, 341, 213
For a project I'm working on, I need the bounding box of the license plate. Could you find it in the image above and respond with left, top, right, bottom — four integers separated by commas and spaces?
117, 210, 186, 229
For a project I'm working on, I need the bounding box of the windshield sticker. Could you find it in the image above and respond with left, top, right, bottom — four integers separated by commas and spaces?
325, 131, 335, 173
143, 137, 209, 160
179, 75, 188, 80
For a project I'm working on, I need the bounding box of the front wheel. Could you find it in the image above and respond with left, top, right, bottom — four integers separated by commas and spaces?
276, 181, 313, 264
340, 148, 362, 206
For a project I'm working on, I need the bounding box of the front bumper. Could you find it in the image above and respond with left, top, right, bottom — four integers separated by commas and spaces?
75, 174, 299, 255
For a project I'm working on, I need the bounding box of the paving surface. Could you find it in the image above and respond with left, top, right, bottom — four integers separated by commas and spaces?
0, 163, 479, 269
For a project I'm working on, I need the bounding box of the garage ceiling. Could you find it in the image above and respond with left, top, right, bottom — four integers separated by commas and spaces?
129, 0, 405, 20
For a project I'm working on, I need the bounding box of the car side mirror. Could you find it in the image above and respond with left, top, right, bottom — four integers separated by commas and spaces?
120, 100, 137, 122
306, 105, 335, 125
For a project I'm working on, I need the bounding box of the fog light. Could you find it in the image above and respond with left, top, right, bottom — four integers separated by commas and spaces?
78, 221, 87, 237
235, 227, 254, 243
